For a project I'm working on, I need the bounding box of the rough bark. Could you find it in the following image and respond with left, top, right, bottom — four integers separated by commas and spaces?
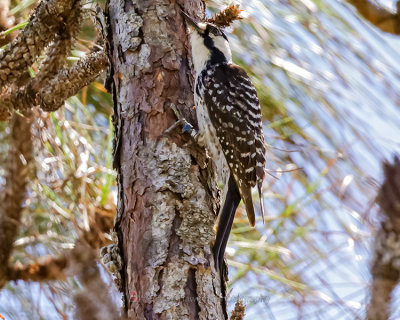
106, 0, 227, 318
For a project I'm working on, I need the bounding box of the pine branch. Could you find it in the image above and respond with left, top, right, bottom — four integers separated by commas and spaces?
0, 112, 33, 288
0, 49, 107, 119
367, 156, 400, 320
0, 0, 81, 90
346, 0, 400, 34
38, 50, 107, 112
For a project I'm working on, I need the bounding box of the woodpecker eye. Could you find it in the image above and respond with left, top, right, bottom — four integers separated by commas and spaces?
212, 28, 222, 36
209, 25, 228, 41
207, 24, 222, 36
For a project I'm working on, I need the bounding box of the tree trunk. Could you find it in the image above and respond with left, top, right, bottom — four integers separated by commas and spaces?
106, 1, 226, 318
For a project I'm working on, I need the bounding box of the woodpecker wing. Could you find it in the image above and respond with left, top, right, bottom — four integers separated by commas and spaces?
202, 63, 266, 225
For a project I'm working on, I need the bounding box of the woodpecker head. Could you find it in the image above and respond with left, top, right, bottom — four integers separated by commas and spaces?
181, 10, 232, 75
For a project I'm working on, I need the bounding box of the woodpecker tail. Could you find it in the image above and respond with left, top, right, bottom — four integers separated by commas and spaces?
213, 175, 241, 274
240, 185, 256, 227
258, 181, 265, 223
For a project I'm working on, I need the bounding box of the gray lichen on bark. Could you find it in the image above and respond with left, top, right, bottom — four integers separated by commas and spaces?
135, 138, 222, 318
114, 1, 143, 52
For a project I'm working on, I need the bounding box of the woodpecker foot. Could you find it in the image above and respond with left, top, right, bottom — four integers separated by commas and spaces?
160, 104, 208, 168
163, 104, 204, 146
182, 121, 204, 146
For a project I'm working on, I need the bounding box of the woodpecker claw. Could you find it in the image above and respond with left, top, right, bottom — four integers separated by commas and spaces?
182, 122, 203, 145
162, 104, 204, 145
182, 122, 194, 134
159, 105, 207, 170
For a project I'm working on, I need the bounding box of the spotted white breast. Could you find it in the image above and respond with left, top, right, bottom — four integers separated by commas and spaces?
194, 73, 229, 187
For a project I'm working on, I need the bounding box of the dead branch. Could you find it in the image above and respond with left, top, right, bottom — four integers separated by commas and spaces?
32, 3, 83, 88
7, 256, 68, 282
4, 201, 113, 285
346, 0, 400, 34
73, 242, 120, 320
0, 0, 106, 121
6, 240, 119, 319
367, 156, 400, 320
0, 112, 33, 288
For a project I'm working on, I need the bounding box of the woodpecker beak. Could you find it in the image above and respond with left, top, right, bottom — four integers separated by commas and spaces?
180, 9, 201, 31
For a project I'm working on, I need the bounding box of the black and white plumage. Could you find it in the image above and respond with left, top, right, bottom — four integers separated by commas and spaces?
182, 11, 266, 274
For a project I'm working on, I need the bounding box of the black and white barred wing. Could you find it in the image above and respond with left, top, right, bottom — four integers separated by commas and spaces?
203, 63, 266, 225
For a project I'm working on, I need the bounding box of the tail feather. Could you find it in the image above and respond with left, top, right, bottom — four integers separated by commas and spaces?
240, 185, 255, 227
258, 182, 265, 224
213, 175, 241, 274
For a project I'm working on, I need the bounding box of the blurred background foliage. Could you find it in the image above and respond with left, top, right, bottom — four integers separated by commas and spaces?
1, 0, 400, 319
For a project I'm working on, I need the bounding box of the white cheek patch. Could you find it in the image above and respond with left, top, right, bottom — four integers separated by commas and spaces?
197, 22, 207, 30
188, 27, 233, 75
190, 32, 211, 74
